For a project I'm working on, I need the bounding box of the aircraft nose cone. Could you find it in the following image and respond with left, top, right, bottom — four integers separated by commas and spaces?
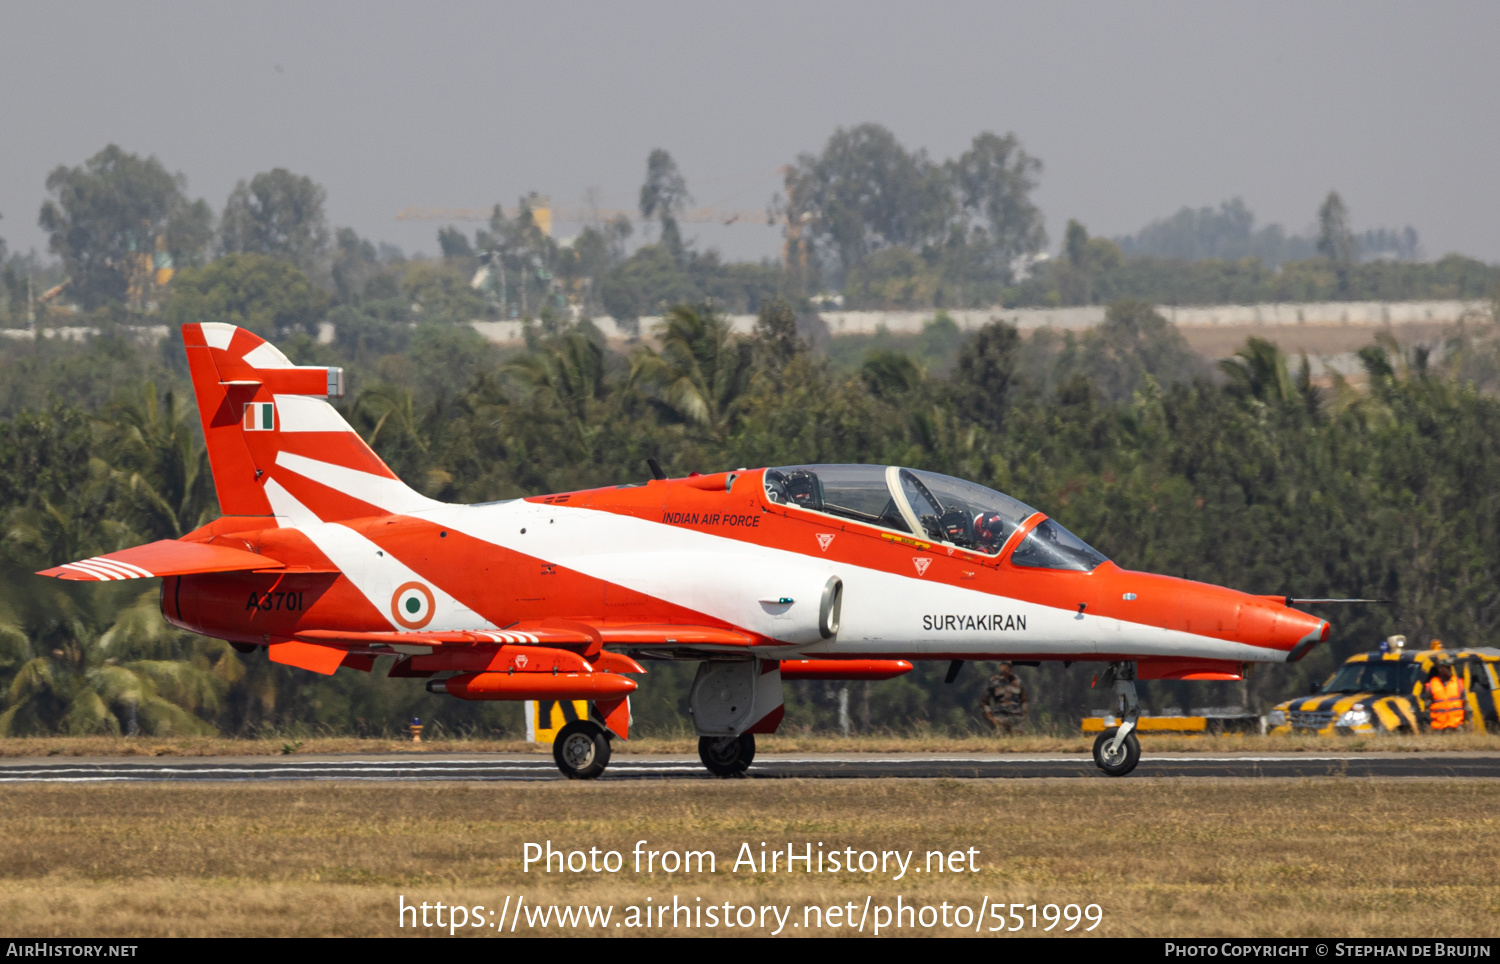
1239, 601, 1328, 660
1280, 609, 1331, 662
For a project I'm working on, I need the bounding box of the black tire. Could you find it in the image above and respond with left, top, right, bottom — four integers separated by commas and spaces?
698, 733, 756, 777
553, 721, 611, 780
1092, 727, 1141, 777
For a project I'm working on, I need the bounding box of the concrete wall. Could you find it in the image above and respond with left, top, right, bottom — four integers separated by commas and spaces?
4, 299, 1484, 346
472, 299, 1490, 344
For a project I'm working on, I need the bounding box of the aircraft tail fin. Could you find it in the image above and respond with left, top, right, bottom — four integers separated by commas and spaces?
182, 323, 438, 524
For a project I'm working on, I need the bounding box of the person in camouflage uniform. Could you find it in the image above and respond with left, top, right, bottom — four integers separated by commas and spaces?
982, 663, 1028, 734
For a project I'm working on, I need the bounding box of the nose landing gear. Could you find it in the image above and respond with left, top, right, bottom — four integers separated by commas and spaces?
1091, 661, 1141, 777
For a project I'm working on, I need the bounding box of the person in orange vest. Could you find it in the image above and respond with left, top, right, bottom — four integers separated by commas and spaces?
1425, 657, 1467, 731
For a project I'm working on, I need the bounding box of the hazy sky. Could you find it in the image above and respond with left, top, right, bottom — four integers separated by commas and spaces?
3, 1, 1497, 264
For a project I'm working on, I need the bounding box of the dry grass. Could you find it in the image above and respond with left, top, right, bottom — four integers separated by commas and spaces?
2, 779, 1498, 937
4, 731, 1500, 758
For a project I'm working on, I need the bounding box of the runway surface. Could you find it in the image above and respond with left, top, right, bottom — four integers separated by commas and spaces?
2, 753, 1499, 782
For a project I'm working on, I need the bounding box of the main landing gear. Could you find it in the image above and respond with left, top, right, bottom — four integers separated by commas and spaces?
698, 734, 756, 777
553, 720, 612, 780
1092, 661, 1141, 777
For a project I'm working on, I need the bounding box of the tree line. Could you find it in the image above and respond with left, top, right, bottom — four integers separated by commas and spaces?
5, 130, 1495, 338
3, 285, 1500, 736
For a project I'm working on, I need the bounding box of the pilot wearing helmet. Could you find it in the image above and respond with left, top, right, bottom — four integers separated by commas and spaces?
973, 511, 1010, 554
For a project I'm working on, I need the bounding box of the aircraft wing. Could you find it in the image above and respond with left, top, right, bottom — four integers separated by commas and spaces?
296, 626, 597, 647
37, 540, 284, 581
296, 621, 756, 649
280, 620, 755, 678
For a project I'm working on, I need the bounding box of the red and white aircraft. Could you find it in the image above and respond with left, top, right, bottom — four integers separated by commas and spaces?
41, 323, 1332, 778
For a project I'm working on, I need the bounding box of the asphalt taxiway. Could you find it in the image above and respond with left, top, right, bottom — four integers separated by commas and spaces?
2, 752, 1498, 782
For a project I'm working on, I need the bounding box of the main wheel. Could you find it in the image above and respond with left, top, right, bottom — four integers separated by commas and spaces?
1092, 727, 1140, 777
698, 733, 756, 777
553, 721, 611, 780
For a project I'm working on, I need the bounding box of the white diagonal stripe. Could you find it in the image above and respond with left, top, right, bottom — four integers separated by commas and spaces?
275, 451, 440, 515
273, 394, 349, 433
201, 322, 235, 350
405, 499, 1284, 663
265, 477, 321, 527
101, 558, 154, 578
291, 522, 492, 632
82, 559, 139, 580
87, 559, 147, 580
73, 560, 125, 579
242, 341, 293, 369
62, 562, 113, 581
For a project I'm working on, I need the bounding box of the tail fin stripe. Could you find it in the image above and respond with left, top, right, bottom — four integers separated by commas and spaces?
272, 475, 393, 529
264, 478, 323, 528
272, 395, 348, 433
200, 322, 235, 350
276, 452, 440, 516
276, 435, 400, 479
243, 343, 293, 369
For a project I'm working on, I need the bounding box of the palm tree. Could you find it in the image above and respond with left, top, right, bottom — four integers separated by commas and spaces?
629, 304, 753, 438
1218, 335, 1314, 410
0, 583, 234, 736
507, 332, 608, 424
101, 383, 217, 538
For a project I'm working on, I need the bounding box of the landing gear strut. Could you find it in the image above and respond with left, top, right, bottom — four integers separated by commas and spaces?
553, 720, 612, 780
1091, 661, 1141, 777
698, 734, 756, 777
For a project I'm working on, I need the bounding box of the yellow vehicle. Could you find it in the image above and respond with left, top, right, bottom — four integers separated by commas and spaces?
1267, 647, 1500, 734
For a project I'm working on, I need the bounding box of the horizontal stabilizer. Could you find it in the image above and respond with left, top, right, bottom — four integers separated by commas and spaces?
38, 540, 285, 582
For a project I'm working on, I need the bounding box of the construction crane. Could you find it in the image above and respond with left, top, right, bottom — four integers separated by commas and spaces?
401, 168, 802, 275
396, 205, 774, 228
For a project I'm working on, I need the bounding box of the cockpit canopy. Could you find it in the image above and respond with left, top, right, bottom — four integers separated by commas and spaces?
762, 464, 1109, 571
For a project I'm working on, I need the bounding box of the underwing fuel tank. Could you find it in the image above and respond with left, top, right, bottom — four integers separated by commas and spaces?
427, 672, 637, 701
780, 659, 913, 680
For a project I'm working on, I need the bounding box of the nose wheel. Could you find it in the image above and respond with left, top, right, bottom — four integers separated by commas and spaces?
1093, 727, 1140, 775
698, 734, 756, 777
1093, 662, 1141, 777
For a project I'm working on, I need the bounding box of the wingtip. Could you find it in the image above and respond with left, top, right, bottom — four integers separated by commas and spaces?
36, 566, 92, 581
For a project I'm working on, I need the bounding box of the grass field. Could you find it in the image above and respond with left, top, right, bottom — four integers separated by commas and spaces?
2, 779, 1498, 937
4, 731, 1500, 758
